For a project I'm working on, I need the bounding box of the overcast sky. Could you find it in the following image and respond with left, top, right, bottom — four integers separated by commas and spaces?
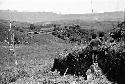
0, 0, 125, 14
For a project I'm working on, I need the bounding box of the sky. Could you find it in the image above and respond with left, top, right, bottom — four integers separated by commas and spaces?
0, 0, 125, 14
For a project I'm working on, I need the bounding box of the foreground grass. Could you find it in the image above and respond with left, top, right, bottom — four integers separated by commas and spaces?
1, 44, 112, 84
0, 34, 113, 84
0, 34, 76, 84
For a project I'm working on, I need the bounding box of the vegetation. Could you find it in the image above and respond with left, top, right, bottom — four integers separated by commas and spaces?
0, 23, 11, 44
0, 19, 125, 84
52, 24, 105, 43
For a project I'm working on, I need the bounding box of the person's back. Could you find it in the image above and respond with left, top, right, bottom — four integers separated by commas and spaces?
89, 34, 102, 63
89, 34, 102, 50
98, 32, 105, 44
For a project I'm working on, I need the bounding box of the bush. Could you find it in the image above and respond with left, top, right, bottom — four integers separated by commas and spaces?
51, 44, 125, 84
52, 25, 96, 43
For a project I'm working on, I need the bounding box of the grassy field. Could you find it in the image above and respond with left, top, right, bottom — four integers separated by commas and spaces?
0, 33, 84, 84
1, 17, 125, 83
5, 47, 111, 84
0, 33, 113, 84
3, 18, 124, 83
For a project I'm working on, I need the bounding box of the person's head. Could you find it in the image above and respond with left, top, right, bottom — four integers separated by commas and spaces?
99, 32, 104, 37
91, 34, 97, 39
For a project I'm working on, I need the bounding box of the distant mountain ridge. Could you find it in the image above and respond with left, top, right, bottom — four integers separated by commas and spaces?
0, 10, 124, 23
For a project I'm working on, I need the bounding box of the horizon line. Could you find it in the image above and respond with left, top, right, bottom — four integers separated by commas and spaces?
0, 9, 124, 15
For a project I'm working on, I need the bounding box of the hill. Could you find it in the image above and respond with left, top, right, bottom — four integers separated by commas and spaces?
0, 10, 124, 23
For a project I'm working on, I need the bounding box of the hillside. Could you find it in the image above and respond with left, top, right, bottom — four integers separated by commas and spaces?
0, 14, 125, 84
0, 10, 124, 23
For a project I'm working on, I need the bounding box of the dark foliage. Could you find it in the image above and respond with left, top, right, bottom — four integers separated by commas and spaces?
51, 46, 125, 84
98, 31, 105, 37
110, 21, 125, 42
110, 31, 123, 42
98, 48, 125, 84
52, 25, 96, 43
29, 24, 35, 31
51, 48, 93, 79
34, 31, 39, 34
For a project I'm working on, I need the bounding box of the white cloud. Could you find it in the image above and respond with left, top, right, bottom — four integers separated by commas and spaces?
0, 0, 125, 14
